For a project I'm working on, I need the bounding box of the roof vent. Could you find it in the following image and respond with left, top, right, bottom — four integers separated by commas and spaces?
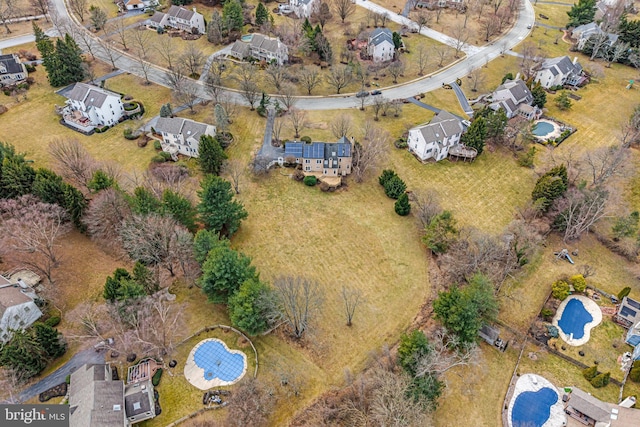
133, 402, 141, 411
113, 405, 121, 411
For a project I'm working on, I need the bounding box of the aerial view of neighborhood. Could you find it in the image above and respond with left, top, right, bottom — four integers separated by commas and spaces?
1, 0, 640, 425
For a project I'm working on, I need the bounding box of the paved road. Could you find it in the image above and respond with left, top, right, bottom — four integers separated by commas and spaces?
37, 0, 534, 111
0, 27, 57, 50
5, 349, 105, 404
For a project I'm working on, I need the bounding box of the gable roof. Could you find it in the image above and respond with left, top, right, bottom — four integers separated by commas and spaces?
250, 34, 285, 54
369, 28, 394, 46
148, 11, 165, 23
155, 117, 212, 141
541, 56, 579, 75
414, 109, 464, 143
230, 40, 250, 57
0, 54, 25, 74
65, 83, 120, 109
618, 296, 640, 324
167, 5, 195, 20
284, 139, 352, 160
567, 387, 612, 422
69, 364, 126, 427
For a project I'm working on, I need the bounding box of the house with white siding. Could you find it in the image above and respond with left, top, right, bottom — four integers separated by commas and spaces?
154, 117, 216, 159
407, 110, 466, 162
147, 6, 205, 35
488, 78, 541, 119
367, 28, 395, 62
62, 83, 125, 132
0, 275, 43, 344
289, 0, 319, 18
229, 34, 289, 65
534, 56, 585, 88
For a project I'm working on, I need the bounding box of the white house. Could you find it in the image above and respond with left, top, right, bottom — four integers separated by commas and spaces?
534, 56, 585, 88
289, 0, 319, 18
571, 22, 619, 51
0, 275, 43, 344
147, 6, 205, 35
62, 83, 125, 132
367, 28, 395, 62
407, 110, 465, 162
229, 34, 289, 65
154, 117, 216, 159
0, 53, 27, 87
488, 78, 540, 119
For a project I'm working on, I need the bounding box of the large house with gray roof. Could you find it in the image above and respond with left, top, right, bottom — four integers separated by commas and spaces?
154, 117, 216, 159
488, 78, 541, 119
564, 387, 640, 426
0, 53, 27, 87
284, 137, 352, 176
367, 28, 395, 62
229, 34, 289, 65
70, 364, 157, 427
571, 21, 619, 51
289, 0, 319, 18
407, 110, 466, 162
61, 83, 125, 133
534, 56, 585, 89
147, 6, 205, 34
0, 274, 42, 344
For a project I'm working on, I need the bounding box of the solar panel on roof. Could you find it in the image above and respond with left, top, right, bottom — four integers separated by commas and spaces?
620, 306, 637, 318
627, 298, 640, 309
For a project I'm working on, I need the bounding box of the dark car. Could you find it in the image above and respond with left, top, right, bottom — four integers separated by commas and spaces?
371, 90, 382, 95
356, 90, 370, 98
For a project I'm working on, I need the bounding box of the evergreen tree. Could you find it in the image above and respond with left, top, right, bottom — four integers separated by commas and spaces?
255, 2, 269, 26
460, 117, 487, 155
193, 229, 223, 264
485, 109, 508, 141
214, 103, 229, 133
159, 103, 173, 118
88, 169, 115, 192
197, 175, 247, 237
555, 91, 572, 110
50, 35, 85, 87
395, 192, 411, 216
567, 0, 596, 28
422, 210, 457, 254
198, 134, 227, 175
0, 153, 36, 198
223, 0, 244, 33
531, 84, 547, 108
103, 275, 121, 302
132, 261, 157, 294
228, 278, 272, 335
32, 168, 87, 229
531, 165, 568, 211
612, 211, 640, 239
384, 175, 407, 199
33, 23, 62, 88
130, 187, 162, 215
200, 242, 257, 303
34, 322, 66, 359
0, 329, 48, 381
501, 72, 514, 84
392, 32, 402, 50
162, 189, 197, 232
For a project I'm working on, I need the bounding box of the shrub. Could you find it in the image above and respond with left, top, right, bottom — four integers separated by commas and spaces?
540, 308, 553, 321
590, 372, 610, 388
293, 169, 305, 181
159, 152, 172, 161
65, 374, 71, 384
630, 367, 640, 383
123, 127, 139, 140
300, 136, 312, 143
570, 274, 587, 293
152, 154, 167, 163
152, 368, 163, 386
303, 175, 317, 186
552, 280, 570, 300
384, 175, 407, 199
153, 140, 162, 150
394, 138, 408, 149
319, 181, 330, 192
395, 192, 411, 216
45, 316, 61, 327
582, 365, 598, 381
618, 287, 632, 300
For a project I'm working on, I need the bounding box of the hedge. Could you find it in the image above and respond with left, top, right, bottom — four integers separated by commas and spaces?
152, 368, 163, 386
45, 316, 61, 327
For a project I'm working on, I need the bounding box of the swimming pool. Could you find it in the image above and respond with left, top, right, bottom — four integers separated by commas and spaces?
532, 121, 554, 137
512, 387, 558, 427
552, 295, 602, 346
241, 34, 253, 42
184, 338, 247, 389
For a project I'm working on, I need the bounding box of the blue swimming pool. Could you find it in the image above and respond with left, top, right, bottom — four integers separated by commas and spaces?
533, 121, 555, 137
511, 387, 558, 427
193, 340, 245, 382
241, 34, 253, 42
558, 298, 593, 340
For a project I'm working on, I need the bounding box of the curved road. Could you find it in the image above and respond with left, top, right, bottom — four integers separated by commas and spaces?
44, 0, 534, 110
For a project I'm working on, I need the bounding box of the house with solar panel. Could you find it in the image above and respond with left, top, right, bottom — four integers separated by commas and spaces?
616, 296, 640, 360
284, 137, 352, 177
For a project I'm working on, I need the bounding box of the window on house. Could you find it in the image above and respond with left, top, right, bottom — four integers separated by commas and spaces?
305, 159, 310, 163
13, 314, 19, 321
19, 320, 25, 326
24, 306, 30, 312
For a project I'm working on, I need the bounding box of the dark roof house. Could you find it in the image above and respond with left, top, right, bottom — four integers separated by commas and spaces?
69, 364, 126, 427
617, 296, 640, 328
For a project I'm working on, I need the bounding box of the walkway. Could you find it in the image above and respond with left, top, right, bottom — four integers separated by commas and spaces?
5, 349, 105, 404
450, 81, 474, 117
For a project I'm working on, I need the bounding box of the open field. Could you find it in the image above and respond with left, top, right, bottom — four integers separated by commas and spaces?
533, 3, 571, 29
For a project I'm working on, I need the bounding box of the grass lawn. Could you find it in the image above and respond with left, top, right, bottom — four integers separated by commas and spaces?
533, 3, 572, 29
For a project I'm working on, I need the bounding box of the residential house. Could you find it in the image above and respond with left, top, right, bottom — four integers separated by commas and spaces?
367, 28, 395, 62
534, 56, 585, 88
289, 0, 319, 18
70, 364, 157, 427
0, 53, 27, 87
147, 6, 205, 35
229, 34, 289, 65
154, 117, 216, 159
407, 110, 466, 162
62, 82, 125, 132
564, 387, 640, 426
488, 78, 541, 119
0, 275, 43, 344
120, 0, 156, 12
571, 21, 619, 51
284, 137, 352, 176
627, 321, 640, 360
615, 296, 640, 328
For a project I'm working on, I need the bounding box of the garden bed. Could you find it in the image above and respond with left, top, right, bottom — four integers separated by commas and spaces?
38, 383, 67, 402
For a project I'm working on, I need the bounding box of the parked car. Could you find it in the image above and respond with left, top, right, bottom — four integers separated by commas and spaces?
371, 90, 382, 95
356, 90, 370, 98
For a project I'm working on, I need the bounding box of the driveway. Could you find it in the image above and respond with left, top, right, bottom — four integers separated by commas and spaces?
450, 81, 474, 117
4, 349, 105, 404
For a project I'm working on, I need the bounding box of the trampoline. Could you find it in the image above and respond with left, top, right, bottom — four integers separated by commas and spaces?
184, 338, 247, 390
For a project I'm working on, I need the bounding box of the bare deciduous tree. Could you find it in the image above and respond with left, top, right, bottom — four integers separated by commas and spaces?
265, 62, 286, 91
554, 187, 610, 242
519, 41, 544, 80
387, 60, 405, 83
416, 45, 430, 75
225, 378, 273, 427
30, 0, 49, 21
155, 36, 176, 70
223, 159, 245, 194
0, 195, 71, 284
451, 22, 469, 57
413, 9, 431, 34
371, 95, 388, 121
130, 26, 153, 84
288, 107, 307, 139
605, 41, 629, 68
272, 276, 323, 339
48, 138, 97, 192
272, 116, 285, 145
180, 43, 205, 78
583, 144, 629, 187
414, 328, 479, 378
333, 0, 355, 23
165, 66, 199, 113
108, 18, 129, 50
434, 45, 448, 67
330, 114, 352, 140
235, 63, 262, 110
68, 0, 86, 21
352, 123, 389, 182
98, 39, 122, 70
83, 188, 132, 250
411, 189, 442, 228
468, 66, 485, 92
326, 64, 354, 94
298, 66, 322, 95
341, 285, 362, 326
278, 83, 297, 111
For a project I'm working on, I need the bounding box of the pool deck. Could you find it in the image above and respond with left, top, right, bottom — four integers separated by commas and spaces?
552, 295, 602, 347
184, 338, 247, 390
534, 119, 562, 141
507, 374, 567, 427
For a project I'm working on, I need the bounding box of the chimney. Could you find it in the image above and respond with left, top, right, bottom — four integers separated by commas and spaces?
514, 72, 520, 81
573, 56, 578, 65
192, 6, 196, 12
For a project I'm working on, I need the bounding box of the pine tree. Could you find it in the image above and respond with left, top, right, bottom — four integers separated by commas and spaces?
132, 261, 157, 294
197, 175, 247, 237
34, 323, 66, 359
531, 84, 547, 108
395, 192, 411, 216
0, 329, 48, 381
222, 0, 244, 33
567, 0, 596, 27
159, 103, 173, 118
255, 2, 269, 26
199, 134, 227, 175
162, 189, 198, 232
57, 34, 85, 85
214, 103, 229, 133
460, 117, 487, 155
555, 91, 572, 110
